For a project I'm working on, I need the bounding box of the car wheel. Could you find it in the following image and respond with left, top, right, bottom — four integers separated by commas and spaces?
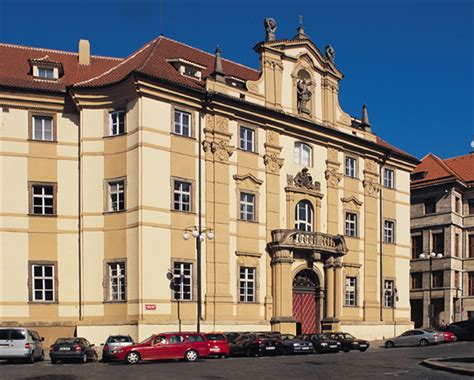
185, 349, 198, 362
102, 356, 109, 363
385, 341, 395, 349
360, 348, 367, 352
39, 350, 45, 362
81, 353, 88, 364
51, 358, 58, 364
92, 352, 98, 362
26, 354, 35, 364
125, 351, 140, 365
419, 339, 429, 347
283, 346, 291, 355
343, 347, 350, 353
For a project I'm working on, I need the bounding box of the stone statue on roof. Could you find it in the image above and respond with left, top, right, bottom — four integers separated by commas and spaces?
325, 45, 336, 63
297, 78, 312, 115
264, 18, 277, 41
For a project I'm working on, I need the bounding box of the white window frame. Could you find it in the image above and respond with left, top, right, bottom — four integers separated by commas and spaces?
109, 110, 125, 136
174, 110, 191, 137
37, 67, 54, 79
108, 180, 125, 212
32, 184, 54, 215
384, 220, 395, 243
345, 156, 357, 178
32, 264, 55, 302
384, 280, 394, 307
173, 262, 192, 301
383, 168, 395, 188
173, 180, 192, 212
108, 262, 126, 301
239, 192, 255, 221
294, 142, 312, 166
295, 200, 313, 231
32, 115, 53, 141
239, 126, 255, 152
345, 212, 358, 237
239, 267, 256, 303
345, 277, 357, 306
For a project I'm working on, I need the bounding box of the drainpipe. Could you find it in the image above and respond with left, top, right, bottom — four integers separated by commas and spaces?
78, 109, 83, 321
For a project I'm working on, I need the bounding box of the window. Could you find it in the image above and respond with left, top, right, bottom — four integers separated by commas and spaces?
239, 192, 255, 221
294, 142, 312, 166
30, 183, 55, 215
37, 67, 54, 79
239, 267, 256, 302
173, 262, 192, 301
345, 212, 358, 237
174, 110, 191, 137
295, 200, 313, 232
239, 126, 255, 152
383, 168, 394, 188
31, 264, 55, 302
173, 180, 192, 212
183, 66, 199, 78
108, 262, 126, 301
107, 180, 125, 212
345, 277, 357, 306
469, 235, 474, 258
345, 156, 357, 178
384, 220, 395, 243
424, 198, 436, 214
411, 273, 422, 289
469, 273, 474, 296
469, 199, 474, 215
432, 271, 443, 288
455, 234, 460, 257
411, 235, 423, 259
109, 110, 125, 136
455, 197, 461, 214
384, 280, 394, 307
32, 115, 53, 141
432, 232, 444, 255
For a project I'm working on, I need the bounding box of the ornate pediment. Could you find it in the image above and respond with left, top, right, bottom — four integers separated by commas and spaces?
341, 196, 363, 209
287, 167, 320, 191
233, 173, 263, 190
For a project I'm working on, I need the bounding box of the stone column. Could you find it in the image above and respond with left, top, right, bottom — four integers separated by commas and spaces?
270, 248, 296, 334
324, 258, 335, 319
334, 257, 343, 320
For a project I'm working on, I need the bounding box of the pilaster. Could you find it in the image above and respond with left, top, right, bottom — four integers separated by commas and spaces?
325, 147, 341, 235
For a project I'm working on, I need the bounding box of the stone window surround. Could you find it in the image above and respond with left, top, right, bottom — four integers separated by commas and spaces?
104, 177, 126, 213
383, 278, 396, 308
28, 260, 58, 303
103, 259, 127, 303
238, 124, 258, 154
28, 181, 57, 216
383, 219, 396, 244
171, 177, 194, 214
108, 109, 126, 137
170, 259, 196, 302
383, 166, 396, 189
294, 141, 313, 167
344, 210, 359, 238
236, 253, 260, 304
344, 275, 358, 307
238, 266, 257, 303
103, 106, 127, 138
344, 153, 358, 179
171, 104, 196, 139
28, 111, 57, 142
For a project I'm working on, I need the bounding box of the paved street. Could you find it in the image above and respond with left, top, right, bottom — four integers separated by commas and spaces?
1, 341, 473, 379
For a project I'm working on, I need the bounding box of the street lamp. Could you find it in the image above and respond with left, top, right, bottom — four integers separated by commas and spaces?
419, 251, 443, 328
182, 226, 215, 332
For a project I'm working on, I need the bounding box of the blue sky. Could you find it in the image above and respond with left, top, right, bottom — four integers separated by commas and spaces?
1, 0, 472, 159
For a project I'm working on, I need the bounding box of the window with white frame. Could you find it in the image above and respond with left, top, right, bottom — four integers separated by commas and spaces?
32, 115, 53, 141
384, 280, 394, 307
173, 262, 192, 301
345, 277, 357, 306
31, 184, 55, 215
109, 110, 125, 136
294, 142, 312, 166
345, 156, 357, 178
239, 126, 255, 152
345, 212, 357, 237
383, 168, 394, 188
239, 267, 256, 302
384, 220, 395, 243
239, 192, 255, 221
173, 180, 192, 212
295, 200, 313, 231
108, 262, 126, 301
37, 67, 54, 79
174, 109, 191, 137
107, 180, 125, 212
31, 264, 55, 302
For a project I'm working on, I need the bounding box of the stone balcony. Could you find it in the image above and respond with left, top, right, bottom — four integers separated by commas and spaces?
269, 229, 347, 255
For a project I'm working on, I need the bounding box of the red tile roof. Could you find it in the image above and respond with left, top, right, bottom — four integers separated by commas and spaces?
412, 152, 474, 185
375, 136, 416, 160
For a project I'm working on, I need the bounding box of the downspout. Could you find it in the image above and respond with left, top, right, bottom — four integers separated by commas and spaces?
78, 106, 83, 321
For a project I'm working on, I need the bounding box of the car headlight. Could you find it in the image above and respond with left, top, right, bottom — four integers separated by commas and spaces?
293, 343, 300, 347
113, 350, 123, 354
321, 342, 328, 346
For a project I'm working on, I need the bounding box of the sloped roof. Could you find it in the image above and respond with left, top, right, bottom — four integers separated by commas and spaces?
412, 152, 474, 185
375, 136, 417, 161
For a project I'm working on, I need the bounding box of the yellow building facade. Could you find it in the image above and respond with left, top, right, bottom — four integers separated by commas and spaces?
0, 22, 418, 345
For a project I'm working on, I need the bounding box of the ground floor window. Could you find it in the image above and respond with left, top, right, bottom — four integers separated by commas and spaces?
384, 280, 394, 307
345, 277, 357, 306
173, 262, 192, 300
107, 262, 126, 301
239, 267, 256, 302
30, 263, 55, 302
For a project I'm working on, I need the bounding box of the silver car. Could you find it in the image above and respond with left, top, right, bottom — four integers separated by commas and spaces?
0, 328, 44, 363
385, 329, 441, 348
101, 335, 134, 362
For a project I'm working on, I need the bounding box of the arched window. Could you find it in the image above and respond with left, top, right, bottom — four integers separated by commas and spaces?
295, 200, 313, 231
294, 142, 312, 166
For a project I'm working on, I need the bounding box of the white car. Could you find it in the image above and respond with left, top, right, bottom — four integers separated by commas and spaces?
0, 328, 44, 363
385, 329, 441, 348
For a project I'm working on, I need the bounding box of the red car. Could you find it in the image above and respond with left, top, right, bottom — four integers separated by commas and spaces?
111, 332, 210, 364
204, 333, 230, 358
441, 331, 457, 343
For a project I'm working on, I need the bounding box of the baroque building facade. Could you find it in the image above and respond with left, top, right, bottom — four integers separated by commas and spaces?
0, 21, 418, 344
410, 153, 474, 328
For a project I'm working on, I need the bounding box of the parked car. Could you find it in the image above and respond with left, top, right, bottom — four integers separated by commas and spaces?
298, 333, 341, 353
279, 334, 314, 354
0, 328, 44, 363
438, 320, 474, 341
439, 331, 457, 343
329, 332, 369, 352
204, 333, 230, 358
101, 335, 135, 362
384, 329, 441, 348
229, 333, 283, 357
111, 332, 209, 364
223, 332, 241, 343
49, 337, 98, 364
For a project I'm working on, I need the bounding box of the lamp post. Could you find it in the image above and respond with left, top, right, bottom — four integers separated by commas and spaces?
419, 251, 443, 328
182, 226, 215, 332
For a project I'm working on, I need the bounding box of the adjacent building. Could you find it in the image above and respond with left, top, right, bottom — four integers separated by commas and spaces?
0, 21, 419, 345
410, 153, 474, 328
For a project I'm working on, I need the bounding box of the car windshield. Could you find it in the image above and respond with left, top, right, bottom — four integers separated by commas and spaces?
343, 334, 355, 340
108, 336, 133, 343
315, 333, 329, 339
281, 334, 295, 341
205, 334, 225, 341
55, 338, 81, 345
422, 329, 435, 333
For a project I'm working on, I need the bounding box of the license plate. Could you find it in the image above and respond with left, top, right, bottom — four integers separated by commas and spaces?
360, 345, 367, 347
210, 348, 220, 352
302, 347, 310, 350
60, 347, 70, 351
266, 346, 275, 350
330, 345, 337, 348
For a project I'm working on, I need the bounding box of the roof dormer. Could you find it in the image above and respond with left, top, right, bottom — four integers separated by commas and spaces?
28, 56, 64, 81
167, 58, 206, 80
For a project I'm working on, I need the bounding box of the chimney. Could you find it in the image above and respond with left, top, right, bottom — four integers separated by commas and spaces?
78, 39, 90, 65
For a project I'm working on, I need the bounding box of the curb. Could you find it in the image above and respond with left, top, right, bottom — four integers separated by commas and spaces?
421, 358, 474, 376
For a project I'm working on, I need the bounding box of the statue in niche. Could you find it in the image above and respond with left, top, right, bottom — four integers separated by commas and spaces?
264, 18, 277, 41
297, 78, 312, 116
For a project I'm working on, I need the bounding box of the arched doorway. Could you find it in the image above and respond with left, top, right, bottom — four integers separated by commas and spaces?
292, 269, 321, 335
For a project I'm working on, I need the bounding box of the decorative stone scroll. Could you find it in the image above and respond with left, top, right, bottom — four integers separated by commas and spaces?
287, 167, 320, 191
202, 140, 234, 162
264, 153, 284, 174
363, 178, 380, 196
324, 168, 342, 187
